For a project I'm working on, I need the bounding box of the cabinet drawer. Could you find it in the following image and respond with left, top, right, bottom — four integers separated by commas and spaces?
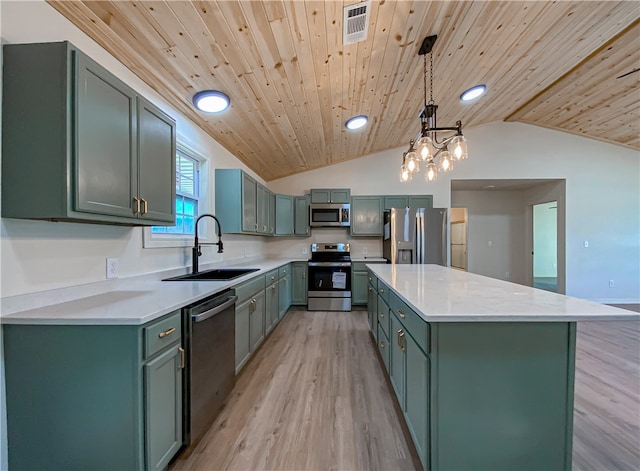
264, 269, 279, 284
236, 275, 266, 304
144, 311, 182, 359
377, 294, 390, 337
278, 264, 289, 278
377, 280, 390, 305
389, 292, 430, 354
377, 325, 390, 373
352, 262, 368, 272
367, 270, 378, 291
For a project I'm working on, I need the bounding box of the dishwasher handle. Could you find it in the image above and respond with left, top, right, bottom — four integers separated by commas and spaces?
191, 295, 237, 323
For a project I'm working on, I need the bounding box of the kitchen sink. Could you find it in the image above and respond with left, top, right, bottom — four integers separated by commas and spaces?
162, 268, 259, 281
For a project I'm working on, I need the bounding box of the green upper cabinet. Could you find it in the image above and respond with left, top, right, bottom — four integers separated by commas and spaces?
257, 183, 271, 234
242, 172, 258, 232
269, 192, 276, 235
310, 188, 351, 204
384, 195, 434, 210
275, 194, 295, 235
294, 195, 311, 236
137, 97, 177, 223
1, 41, 176, 226
351, 196, 383, 236
408, 195, 434, 209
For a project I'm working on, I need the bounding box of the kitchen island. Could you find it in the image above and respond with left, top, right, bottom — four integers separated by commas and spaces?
366, 264, 638, 471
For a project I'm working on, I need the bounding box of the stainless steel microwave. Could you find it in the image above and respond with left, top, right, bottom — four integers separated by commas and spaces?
309, 203, 351, 227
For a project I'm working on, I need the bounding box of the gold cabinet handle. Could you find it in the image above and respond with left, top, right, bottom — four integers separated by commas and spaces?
133, 197, 141, 215
141, 198, 148, 215
255, 223, 258, 230
178, 347, 185, 369
380, 288, 384, 293
397, 329, 405, 351
379, 311, 384, 318
368, 287, 372, 292
272, 284, 277, 291
397, 309, 406, 319
158, 327, 176, 338
368, 276, 372, 281
302, 272, 306, 279
379, 340, 385, 349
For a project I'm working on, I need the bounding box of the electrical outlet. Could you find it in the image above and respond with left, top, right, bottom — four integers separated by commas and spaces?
302, 247, 308, 254
584, 240, 589, 248
363, 247, 368, 254
106, 258, 119, 279
609, 280, 615, 288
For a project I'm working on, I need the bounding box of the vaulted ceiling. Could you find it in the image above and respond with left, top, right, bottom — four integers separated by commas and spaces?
48, 1, 640, 181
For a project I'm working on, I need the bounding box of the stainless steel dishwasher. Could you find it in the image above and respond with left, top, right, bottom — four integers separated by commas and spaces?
182, 288, 237, 447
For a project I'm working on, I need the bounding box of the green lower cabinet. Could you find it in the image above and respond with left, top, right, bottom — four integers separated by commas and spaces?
144, 344, 183, 471
367, 281, 377, 338
404, 331, 429, 470
3, 311, 184, 471
235, 297, 252, 371
265, 281, 279, 334
291, 262, 307, 304
376, 323, 390, 373
249, 290, 266, 351
352, 269, 369, 304
389, 314, 405, 407
279, 273, 292, 318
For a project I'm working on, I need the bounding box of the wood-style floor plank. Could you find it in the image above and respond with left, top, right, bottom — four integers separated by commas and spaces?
170, 309, 640, 471
171, 308, 416, 471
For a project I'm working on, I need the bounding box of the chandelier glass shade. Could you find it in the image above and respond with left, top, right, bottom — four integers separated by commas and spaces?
400, 35, 469, 183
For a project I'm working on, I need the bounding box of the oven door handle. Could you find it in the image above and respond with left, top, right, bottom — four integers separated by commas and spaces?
308, 262, 352, 267
191, 295, 238, 323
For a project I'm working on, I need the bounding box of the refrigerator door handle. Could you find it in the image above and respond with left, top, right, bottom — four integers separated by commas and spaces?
441, 209, 448, 266
416, 209, 425, 264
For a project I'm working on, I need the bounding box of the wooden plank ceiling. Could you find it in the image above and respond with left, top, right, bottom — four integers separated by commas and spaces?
47, 1, 640, 181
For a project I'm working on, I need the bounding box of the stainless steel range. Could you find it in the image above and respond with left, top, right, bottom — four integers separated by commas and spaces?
307, 243, 352, 311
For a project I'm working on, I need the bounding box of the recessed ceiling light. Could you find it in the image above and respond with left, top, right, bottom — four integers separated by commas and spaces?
193, 90, 230, 113
460, 84, 486, 102
345, 115, 368, 130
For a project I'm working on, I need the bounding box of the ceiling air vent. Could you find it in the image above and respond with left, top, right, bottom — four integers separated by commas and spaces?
343, 1, 370, 45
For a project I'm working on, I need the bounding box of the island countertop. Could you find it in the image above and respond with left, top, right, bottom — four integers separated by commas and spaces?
367, 264, 639, 322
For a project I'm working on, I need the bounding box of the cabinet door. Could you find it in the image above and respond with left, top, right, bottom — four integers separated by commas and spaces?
268, 191, 276, 234
235, 298, 251, 371
294, 195, 311, 236
408, 195, 433, 208
352, 270, 369, 304
389, 314, 405, 407
405, 332, 429, 469
266, 282, 279, 334
257, 184, 270, 234
76, 52, 137, 218
351, 196, 383, 236
241, 173, 258, 232
291, 262, 308, 304
384, 195, 409, 210
279, 274, 292, 318
330, 189, 351, 203
137, 97, 176, 223
310, 189, 331, 203
275, 194, 294, 235
144, 344, 183, 471
249, 290, 266, 351
367, 283, 377, 337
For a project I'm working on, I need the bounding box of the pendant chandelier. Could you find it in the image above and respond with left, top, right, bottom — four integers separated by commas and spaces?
400, 35, 468, 183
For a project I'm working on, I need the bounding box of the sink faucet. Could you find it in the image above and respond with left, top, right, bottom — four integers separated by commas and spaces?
192, 214, 224, 274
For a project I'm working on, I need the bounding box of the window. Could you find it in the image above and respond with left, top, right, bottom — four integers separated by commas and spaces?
152, 152, 200, 236
143, 142, 208, 248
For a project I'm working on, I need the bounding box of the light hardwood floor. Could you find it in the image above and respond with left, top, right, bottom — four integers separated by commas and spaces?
171, 308, 640, 471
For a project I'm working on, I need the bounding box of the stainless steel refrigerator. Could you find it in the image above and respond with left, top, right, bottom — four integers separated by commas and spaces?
382, 208, 448, 265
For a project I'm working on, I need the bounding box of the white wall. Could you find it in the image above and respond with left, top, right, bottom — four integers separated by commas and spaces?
451, 190, 527, 284
269, 122, 640, 303
533, 202, 558, 278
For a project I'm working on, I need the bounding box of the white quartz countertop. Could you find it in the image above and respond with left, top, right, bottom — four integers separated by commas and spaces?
367, 264, 639, 322
1, 258, 303, 326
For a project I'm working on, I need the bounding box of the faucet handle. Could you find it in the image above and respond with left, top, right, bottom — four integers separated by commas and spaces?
217, 241, 224, 253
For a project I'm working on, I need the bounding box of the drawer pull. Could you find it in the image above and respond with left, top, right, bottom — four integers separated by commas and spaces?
379, 340, 385, 349
380, 288, 384, 293
397, 309, 406, 319
379, 312, 384, 318
158, 327, 176, 338
368, 287, 372, 292
178, 347, 185, 369
397, 329, 405, 351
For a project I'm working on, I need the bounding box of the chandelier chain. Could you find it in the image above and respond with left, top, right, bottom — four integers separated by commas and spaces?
429, 52, 434, 105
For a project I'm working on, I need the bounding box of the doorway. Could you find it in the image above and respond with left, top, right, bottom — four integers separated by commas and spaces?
533, 201, 558, 292
450, 208, 468, 271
